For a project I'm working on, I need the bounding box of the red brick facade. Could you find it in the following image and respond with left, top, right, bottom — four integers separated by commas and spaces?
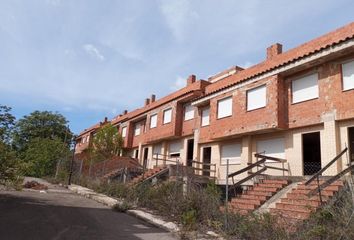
75, 22, 354, 179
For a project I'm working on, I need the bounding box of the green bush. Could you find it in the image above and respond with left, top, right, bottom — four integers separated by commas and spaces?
0, 142, 23, 186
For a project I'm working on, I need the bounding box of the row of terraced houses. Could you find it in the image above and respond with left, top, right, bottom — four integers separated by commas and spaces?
75, 22, 354, 188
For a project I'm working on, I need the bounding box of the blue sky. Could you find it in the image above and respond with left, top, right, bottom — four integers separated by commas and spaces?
1, 0, 354, 134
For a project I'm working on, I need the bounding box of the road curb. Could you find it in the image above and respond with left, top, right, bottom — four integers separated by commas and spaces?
68, 184, 180, 233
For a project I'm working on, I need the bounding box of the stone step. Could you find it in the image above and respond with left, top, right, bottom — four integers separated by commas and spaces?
252, 186, 279, 192
280, 198, 321, 207
296, 184, 340, 191
275, 202, 315, 212
240, 194, 268, 201
229, 202, 257, 210
270, 208, 311, 220
261, 179, 289, 185
231, 198, 262, 205
299, 180, 343, 187
256, 183, 285, 189
246, 190, 273, 197
291, 189, 334, 196
286, 192, 330, 201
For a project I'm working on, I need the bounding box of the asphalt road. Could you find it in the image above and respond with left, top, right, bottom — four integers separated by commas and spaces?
0, 185, 177, 240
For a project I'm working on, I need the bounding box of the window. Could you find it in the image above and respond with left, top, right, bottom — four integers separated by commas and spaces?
134, 124, 141, 136
86, 135, 90, 142
153, 144, 162, 157
201, 107, 210, 126
150, 114, 157, 128
217, 97, 232, 119
82, 137, 86, 143
121, 127, 127, 138
247, 85, 267, 111
169, 141, 181, 157
221, 143, 242, 165
184, 104, 194, 121
256, 138, 285, 162
163, 108, 172, 124
342, 60, 354, 91
292, 73, 319, 103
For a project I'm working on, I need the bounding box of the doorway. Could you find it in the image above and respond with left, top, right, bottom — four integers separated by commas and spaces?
349, 127, 354, 164
302, 132, 321, 175
134, 149, 139, 159
143, 148, 149, 169
202, 147, 212, 176
187, 139, 194, 167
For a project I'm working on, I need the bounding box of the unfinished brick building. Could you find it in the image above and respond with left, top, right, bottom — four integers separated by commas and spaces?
75, 22, 354, 217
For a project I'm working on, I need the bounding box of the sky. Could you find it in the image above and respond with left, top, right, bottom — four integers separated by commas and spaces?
1, 0, 354, 134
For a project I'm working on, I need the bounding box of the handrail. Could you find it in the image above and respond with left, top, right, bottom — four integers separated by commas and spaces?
254, 154, 287, 163
152, 153, 180, 167
305, 147, 348, 186
192, 159, 217, 179
228, 167, 267, 192
307, 164, 354, 197
227, 153, 288, 196
191, 160, 216, 167
228, 158, 267, 178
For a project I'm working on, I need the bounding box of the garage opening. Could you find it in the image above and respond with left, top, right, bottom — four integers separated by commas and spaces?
202, 147, 211, 176
303, 132, 321, 175
187, 139, 194, 167
143, 148, 149, 169
349, 127, 354, 165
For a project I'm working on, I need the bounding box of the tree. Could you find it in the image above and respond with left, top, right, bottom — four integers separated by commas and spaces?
21, 137, 71, 177
0, 141, 22, 184
13, 111, 72, 152
90, 123, 123, 162
0, 105, 15, 144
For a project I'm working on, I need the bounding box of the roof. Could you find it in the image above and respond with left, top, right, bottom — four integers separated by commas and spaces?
77, 123, 100, 137
111, 79, 210, 125
203, 21, 354, 96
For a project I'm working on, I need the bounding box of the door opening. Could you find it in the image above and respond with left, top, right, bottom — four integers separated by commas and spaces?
187, 139, 194, 167
143, 148, 149, 169
349, 127, 354, 164
134, 149, 139, 159
303, 132, 321, 175
202, 147, 212, 176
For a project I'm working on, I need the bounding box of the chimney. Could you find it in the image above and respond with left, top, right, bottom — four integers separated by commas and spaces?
123, 110, 128, 115
187, 75, 196, 86
150, 94, 156, 103
144, 98, 150, 106
267, 43, 282, 59
104, 117, 108, 122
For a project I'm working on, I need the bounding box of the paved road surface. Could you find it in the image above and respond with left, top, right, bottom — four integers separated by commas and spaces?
0, 181, 177, 240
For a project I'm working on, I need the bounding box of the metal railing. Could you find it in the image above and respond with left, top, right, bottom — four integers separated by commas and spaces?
227, 153, 287, 196
191, 160, 217, 179
152, 153, 180, 167
304, 147, 348, 204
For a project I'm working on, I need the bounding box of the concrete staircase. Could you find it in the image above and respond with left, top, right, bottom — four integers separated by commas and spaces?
228, 179, 290, 215
130, 166, 168, 185
270, 180, 344, 220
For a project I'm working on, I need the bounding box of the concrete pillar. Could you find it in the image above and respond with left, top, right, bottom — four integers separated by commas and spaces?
138, 143, 143, 164
193, 129, 200, 161
241, 135, 252, 164
322, 118, 340, 175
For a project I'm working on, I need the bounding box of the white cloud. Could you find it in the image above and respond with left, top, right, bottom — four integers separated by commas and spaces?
241, 61, 254, 69
82, 44, 105, 61
170, 76, 186, 91
158, 0, 199, 41
46, 0, 61, 6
